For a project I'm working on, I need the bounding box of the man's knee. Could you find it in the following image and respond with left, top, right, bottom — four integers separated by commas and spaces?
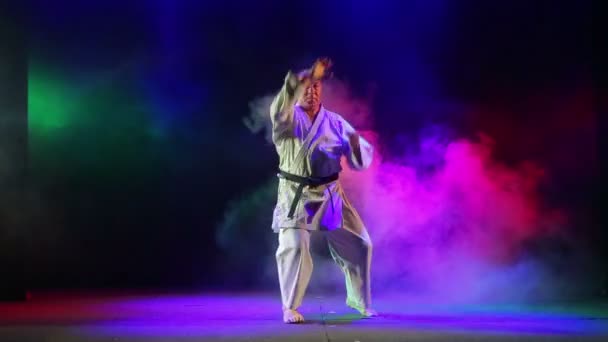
276, 229, 309, 256
359, 238, 372, 258
362, 239, 372, 252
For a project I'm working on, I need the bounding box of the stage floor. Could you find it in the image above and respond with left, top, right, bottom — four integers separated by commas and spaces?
1, 291, 607, 341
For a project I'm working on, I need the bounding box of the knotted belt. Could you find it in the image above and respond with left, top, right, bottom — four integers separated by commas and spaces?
278, 170, 339, 219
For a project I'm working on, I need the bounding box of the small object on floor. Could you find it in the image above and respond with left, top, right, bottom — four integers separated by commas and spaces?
283, 309, 305, 324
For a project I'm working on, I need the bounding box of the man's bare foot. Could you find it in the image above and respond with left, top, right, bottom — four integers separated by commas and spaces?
347, 299, 378, 318
283, 309, 305, 324
359, 307, 378, 317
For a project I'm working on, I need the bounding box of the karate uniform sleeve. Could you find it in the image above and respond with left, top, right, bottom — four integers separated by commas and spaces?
269, 71, 300, 141
341, 117, 374, 170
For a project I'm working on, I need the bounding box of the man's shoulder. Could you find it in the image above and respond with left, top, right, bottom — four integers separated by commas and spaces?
321, 107, 348, 133
322, 107, 345, 122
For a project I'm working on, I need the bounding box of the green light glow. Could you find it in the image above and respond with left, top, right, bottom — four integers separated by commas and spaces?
28, 62, 80, 133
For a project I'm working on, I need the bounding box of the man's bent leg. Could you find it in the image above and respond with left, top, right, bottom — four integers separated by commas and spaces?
327, 227, 373, 313
276, 228, 313, 318
326, 199, 375, 316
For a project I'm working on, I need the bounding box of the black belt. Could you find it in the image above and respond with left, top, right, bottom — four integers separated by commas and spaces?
278, 170, 339, 219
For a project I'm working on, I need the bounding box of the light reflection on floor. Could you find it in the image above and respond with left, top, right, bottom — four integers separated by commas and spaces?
1, 292, 607, 341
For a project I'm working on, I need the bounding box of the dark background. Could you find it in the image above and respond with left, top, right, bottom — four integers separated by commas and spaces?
0, 0, 600, 294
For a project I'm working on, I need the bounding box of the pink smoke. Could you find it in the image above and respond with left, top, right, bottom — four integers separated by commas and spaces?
322, 79, 568, 303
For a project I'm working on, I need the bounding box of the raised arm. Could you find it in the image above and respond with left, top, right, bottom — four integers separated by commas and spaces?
269, 58, 332, 142
269, 71, 302, 141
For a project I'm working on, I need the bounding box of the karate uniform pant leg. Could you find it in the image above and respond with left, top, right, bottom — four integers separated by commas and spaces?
326, 201, 373, 310
275, 228, 313, 310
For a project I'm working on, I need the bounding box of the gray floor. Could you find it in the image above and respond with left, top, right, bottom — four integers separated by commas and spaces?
1, 292, 607, 341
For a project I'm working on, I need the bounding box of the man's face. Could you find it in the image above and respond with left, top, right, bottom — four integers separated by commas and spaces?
299, 80, 322, 110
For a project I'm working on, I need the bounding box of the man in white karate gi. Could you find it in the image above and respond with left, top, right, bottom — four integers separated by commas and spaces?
270, 58, 377, 323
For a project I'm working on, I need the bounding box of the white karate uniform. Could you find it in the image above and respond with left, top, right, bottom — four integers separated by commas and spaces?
270, 73, 374, 311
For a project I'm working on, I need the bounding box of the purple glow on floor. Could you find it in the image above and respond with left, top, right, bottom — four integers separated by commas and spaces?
1, 292, 606, 340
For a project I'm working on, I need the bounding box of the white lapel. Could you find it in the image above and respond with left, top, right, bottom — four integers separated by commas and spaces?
292, 106, 326, 175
